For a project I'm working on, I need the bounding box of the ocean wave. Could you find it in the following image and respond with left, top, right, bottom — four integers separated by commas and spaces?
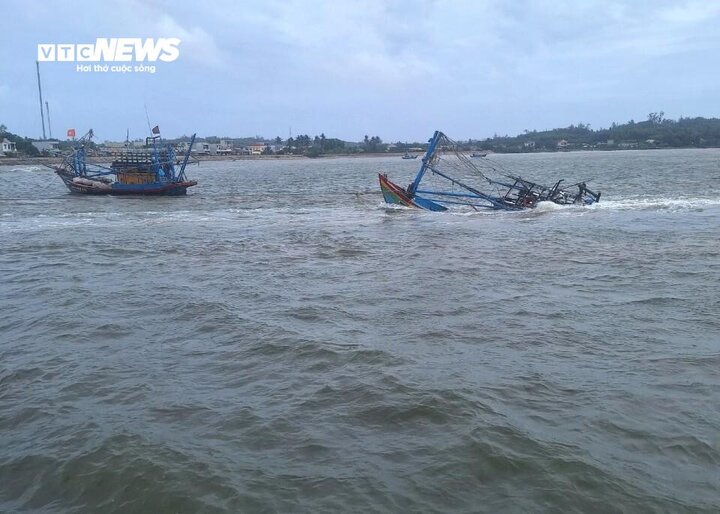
591, 196, 720, 212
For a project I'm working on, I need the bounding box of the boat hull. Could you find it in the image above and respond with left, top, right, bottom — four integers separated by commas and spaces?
109, 181, 197, 196
378, 174, 447, 211
56, 170, 196, 196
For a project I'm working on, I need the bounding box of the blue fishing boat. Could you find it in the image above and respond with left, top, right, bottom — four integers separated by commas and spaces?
380, 130, 600, 211
53, 129, 197, 196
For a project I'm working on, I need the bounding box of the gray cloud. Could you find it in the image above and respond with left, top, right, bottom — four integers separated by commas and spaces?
1, 0, 719, 141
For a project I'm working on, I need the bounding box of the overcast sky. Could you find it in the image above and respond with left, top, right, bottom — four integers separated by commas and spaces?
1, 0, 719, 142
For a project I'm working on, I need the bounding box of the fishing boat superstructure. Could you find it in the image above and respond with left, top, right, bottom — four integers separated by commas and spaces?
380, 130, 600, 211
53, 130, 197, 196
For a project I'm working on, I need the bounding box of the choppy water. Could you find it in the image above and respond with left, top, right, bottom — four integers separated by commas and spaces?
1, 150, 719, 513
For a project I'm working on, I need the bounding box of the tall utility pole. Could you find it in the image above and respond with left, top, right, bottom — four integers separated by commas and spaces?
45, 102, 53, 139
36, 61, 46, 140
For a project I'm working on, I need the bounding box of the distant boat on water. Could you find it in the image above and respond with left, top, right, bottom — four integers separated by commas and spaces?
402, 152, 418, 159
52, 129, 197, 196
471, 151, 488, 158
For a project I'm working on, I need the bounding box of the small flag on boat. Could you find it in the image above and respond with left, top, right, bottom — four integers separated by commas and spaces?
152, 125, 160, 135
67, 128, 76, 138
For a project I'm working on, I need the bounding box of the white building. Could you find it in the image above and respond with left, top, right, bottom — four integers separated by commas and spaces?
32, 140, 60, 154
1, 138, 17, 156
246, 143, 267, 155
195, 142, 218, 155
217, 140, 234, 154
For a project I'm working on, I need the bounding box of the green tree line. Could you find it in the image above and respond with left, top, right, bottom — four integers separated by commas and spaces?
7, 113, 720, 158
0, 125, 40, 156
470, 114, 720, 153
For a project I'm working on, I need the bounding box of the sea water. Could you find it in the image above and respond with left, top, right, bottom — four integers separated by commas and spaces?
1, 150, 719, 512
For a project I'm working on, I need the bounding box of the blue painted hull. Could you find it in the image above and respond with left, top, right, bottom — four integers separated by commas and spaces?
56, 170, 196, 196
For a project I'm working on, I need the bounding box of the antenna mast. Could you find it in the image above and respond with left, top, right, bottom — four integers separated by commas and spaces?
36, 61, 47, 139
45, 101, 53, 139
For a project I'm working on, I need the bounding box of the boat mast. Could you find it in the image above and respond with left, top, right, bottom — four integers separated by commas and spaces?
410, 130, 442, 194
177, 133, 196, 181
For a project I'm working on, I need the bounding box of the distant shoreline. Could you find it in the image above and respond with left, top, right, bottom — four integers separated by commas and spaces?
0, 154, 305, 166
1, 146, 718, 167
0, 153, 396, 166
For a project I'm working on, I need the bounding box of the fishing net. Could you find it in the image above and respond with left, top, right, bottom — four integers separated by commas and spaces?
417, 132, 516, 206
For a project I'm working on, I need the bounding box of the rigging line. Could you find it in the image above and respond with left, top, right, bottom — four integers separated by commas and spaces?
144, 104, 153, 135
426, 164, 502, 204
210, 191, 385, 197
432, 132, 540, 195
439, 133, 494, 183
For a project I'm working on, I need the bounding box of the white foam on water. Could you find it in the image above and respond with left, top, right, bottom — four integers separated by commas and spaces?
376, 195, 720, 219
0, 166, 49, 173
447, 208, 499, 217
589, 196, 720, 212
378, 202, 413, 211
533, 201, 573, 213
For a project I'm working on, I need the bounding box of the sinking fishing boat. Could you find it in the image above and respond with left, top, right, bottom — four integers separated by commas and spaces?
53, 129, 197, 196
379, 130, 600, 211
